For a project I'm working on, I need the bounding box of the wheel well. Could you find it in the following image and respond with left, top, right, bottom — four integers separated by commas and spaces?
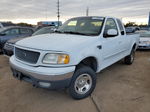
132, 44, 137, 51
77, 57, 97, 72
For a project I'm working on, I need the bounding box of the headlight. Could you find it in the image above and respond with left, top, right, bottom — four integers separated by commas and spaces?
42, 53, 70, 64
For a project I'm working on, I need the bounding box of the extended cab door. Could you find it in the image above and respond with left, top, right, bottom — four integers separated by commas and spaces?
116, 19, 130, 54
100, 18, 122, 68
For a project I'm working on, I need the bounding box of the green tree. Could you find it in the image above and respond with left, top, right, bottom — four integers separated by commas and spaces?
16, 23, 33, 27
125, 22, 138, 27
139, 24, 148, 27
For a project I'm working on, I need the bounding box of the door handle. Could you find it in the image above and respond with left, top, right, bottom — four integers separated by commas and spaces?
97, 45, 102, 49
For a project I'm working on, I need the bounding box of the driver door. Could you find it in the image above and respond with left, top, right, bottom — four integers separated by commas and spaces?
101, 18, 121, 68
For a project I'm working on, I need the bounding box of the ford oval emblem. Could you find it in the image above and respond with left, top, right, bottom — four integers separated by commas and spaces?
23, 52, 27, 57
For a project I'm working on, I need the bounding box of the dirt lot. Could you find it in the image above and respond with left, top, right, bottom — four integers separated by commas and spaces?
0, 51, 150, 112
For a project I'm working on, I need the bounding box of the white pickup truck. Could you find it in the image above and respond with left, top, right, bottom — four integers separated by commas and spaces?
10, 16, 139, 99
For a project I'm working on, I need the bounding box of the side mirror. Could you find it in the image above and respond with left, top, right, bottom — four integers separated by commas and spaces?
107, 29, 118, 37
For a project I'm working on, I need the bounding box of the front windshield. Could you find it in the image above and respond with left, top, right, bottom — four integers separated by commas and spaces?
58, 17, 105, 36
140, 31, 150, 38
32, 27, 54, 36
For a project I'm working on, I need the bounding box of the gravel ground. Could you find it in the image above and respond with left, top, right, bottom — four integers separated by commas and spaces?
0, 51, 150, 112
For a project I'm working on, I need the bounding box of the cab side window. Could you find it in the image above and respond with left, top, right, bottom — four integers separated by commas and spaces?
117, 19, 125, 35
103, 18, 118, 37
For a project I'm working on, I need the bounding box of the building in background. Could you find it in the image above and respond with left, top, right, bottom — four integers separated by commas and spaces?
37, 21, 62, 27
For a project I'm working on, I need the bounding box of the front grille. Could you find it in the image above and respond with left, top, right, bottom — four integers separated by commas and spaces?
15, 47, 40, 64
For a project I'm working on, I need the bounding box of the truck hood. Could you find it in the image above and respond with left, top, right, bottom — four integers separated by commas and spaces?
16, 33, 97, 51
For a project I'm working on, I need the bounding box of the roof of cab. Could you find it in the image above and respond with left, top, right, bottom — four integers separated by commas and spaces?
67, 16, 120, 20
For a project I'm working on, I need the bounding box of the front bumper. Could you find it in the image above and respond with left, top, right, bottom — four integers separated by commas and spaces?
10, 56, 75, 89
138, 45, 150, 49
3, 43, 14, 56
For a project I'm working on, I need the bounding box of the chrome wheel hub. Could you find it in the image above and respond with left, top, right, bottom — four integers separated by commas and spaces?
131, 52, 134, 62
74, 74, 92, 95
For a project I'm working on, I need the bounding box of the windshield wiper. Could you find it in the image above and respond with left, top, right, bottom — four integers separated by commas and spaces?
63, 31, 89, 36
54, 30, 94, 36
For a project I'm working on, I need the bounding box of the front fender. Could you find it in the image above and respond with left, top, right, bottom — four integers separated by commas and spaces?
70, 45, 102, 72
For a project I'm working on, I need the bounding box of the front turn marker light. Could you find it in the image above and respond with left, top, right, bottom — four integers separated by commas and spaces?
58, 55, 70, 64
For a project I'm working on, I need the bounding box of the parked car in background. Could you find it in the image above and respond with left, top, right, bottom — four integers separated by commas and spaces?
125, 27, 136, 33
137, 30, 150, 49
10, 16, 139, 99
32, 26, 55, 36
37, 21, 62, 27
34, 25, 56, 32
140, 27, 150, 31
0, 22, 16, 29
0, 26, 34, 53
3, 26, 55, 56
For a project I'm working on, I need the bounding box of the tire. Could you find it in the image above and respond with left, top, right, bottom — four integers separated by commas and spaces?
124, 48, 135, 65
0, 49, 3, 54
68, 66, 96, 100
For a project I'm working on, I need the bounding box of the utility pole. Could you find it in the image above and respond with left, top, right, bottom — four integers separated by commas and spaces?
148, 12, 150, 27
86, 7, 89, 16
57, 0, 60, 27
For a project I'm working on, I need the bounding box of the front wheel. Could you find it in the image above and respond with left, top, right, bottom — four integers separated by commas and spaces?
68, 66, 96, 100
124, 48, 135, 65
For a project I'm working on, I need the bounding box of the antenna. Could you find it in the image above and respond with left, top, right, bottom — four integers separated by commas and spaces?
86, 7, 89, 16
57, 0, 60, 27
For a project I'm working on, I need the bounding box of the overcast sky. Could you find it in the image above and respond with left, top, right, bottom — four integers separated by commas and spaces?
0, 0, 150, 24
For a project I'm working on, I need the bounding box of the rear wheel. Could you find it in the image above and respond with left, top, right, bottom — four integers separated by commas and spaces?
124, 48, 135, 65
69, 66, 96, 99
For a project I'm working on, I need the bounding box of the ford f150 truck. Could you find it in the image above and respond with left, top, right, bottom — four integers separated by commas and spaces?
10, 16, 140, 99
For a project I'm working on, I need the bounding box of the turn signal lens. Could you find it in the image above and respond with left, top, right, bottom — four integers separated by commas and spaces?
58, 55, 70, 64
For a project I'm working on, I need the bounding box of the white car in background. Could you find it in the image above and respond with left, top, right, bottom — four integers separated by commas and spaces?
138, 30, 150, 49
